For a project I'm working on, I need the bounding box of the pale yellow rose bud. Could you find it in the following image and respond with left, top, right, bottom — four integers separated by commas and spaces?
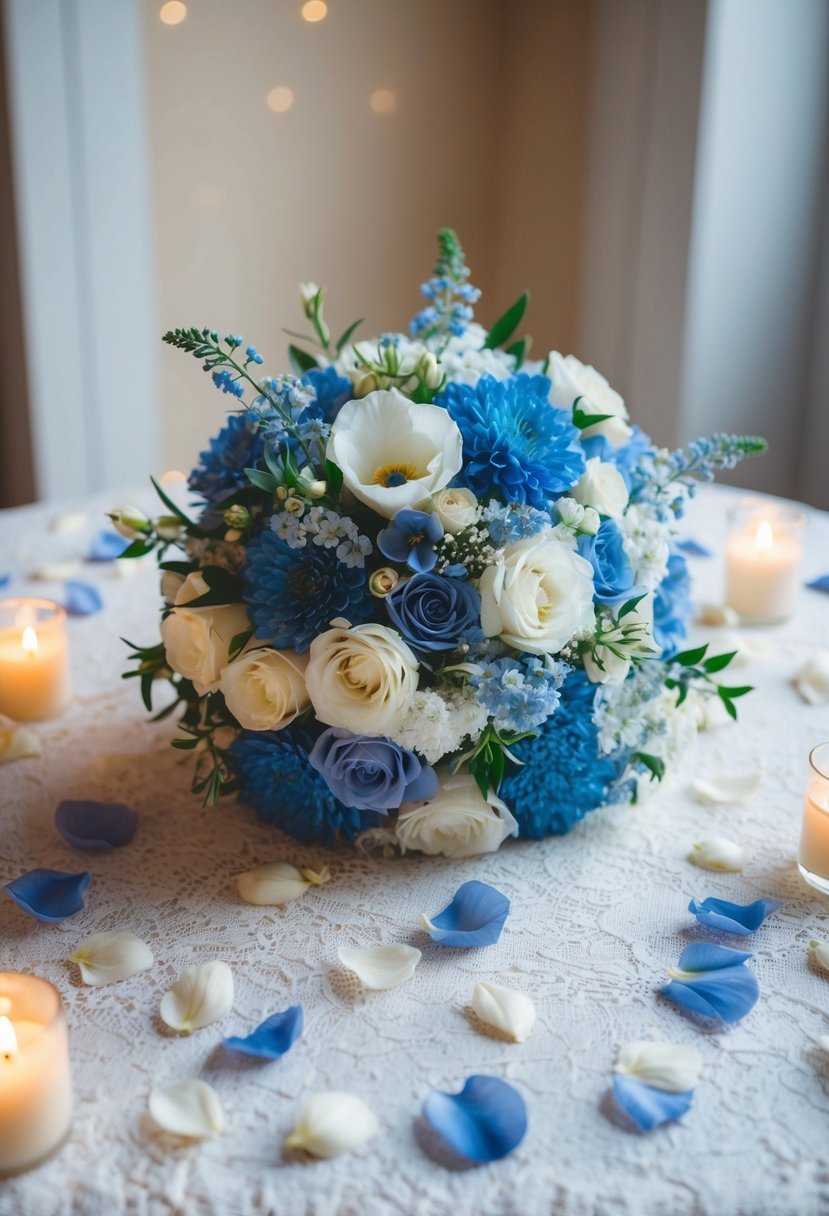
416, 352, 441, 390
284, 496, 305, 516
307, 479, 327, 499
108, 505, 150, 540
223, 503, 251, 530
369, 567, 400, 598
155, 514, 184, 542
353, 372, 379, 398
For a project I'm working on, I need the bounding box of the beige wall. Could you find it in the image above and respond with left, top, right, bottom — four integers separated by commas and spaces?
141, 0, 594, 473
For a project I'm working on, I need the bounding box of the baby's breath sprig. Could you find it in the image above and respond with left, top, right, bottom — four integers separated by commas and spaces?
434, 524, 500, 580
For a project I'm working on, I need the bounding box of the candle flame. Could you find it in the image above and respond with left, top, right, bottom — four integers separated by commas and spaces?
755, 520, 774, 553
21, 625, 38, 655
0, 1015, 17, 1056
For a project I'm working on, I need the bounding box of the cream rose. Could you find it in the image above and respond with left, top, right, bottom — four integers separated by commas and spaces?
431, 487, 480, 534
326, 389, 463, 519
219, 647, 310, 731
305, 622, 419, 735
396, 772, 518, 859
547, 352, 632, 447
478, 536, 595, 655
572, 458, 629, 519
160, 602, 252, 696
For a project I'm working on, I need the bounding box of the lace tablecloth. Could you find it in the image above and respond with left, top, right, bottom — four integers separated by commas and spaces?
1, 483, 829, 1216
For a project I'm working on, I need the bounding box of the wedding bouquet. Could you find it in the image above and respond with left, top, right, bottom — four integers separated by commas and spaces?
116, 230, 764, 857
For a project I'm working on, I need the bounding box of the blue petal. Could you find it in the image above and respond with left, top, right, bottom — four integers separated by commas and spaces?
676, 539, 712, 558
54, 800, 138, 849
0, 572, 10, 589
223, 1006, 303, 1059
64, 581, 103, 616
3, 868, 90, 922
662, 943, 759, 1024
688, 897, 781, 936
612, 1076, 694, 1132
676, 942, 753, 972
88, 530, 130, 561
806, 575, 829, 594
422, 1075, 527, 1162
423, 880, 510, 947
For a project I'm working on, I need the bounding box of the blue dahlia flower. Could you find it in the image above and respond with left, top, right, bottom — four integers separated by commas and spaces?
437, 374, 585, 507
308, 728, 438, 811
498, 671, 628, 837
577, 519, 642, 607
301, 366, 353, 424
653, 550, 692, 655
189, 412, 263, 504
230, 728, 382, 846
243, 529, 371, 652
385, 571, 481, 652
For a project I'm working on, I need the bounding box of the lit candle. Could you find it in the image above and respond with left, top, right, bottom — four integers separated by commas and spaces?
725, 500, 804, 622
799, 743, 829, 896
0, 973, 73, 1176
0, 598, 71, 721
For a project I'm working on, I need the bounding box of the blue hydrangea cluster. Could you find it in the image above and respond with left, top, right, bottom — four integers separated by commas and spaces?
409, 228, 481, 340
630, 433, 766, 520
481, 500, 551, 545
470, 655, 567, 735
212, 368, 245, 398
653, 550, 692, 655
188, 411, 264, 504
301, 365, 352, 424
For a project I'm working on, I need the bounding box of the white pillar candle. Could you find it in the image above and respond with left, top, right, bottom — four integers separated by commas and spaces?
725, 501, 804, 622
0, 599, 71, 721
0, 974, 73, 1176
799, 743, 829, 896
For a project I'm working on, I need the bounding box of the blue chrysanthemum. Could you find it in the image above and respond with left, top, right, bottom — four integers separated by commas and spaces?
301, 366, 353, 424
243, 529, 371, 652
653, 550, 693, 655
230, 728, 382, 846
437, 374, 585, 507
499, 671, 628, 837
189, 411, 263, 504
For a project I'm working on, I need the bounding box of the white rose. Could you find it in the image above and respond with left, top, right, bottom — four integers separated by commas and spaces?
572, 458, 629, 518
548, 351, 632, 447
432, 487, 480, 534
396, 772, 518, 858
219, 647, 310, 731
161, 603, 252, 696
478, 536, 595, 655
305, 622, 419, 735
326, 389, 463, 519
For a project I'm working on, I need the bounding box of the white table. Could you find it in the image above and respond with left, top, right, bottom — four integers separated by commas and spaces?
1, 483, 829, 1216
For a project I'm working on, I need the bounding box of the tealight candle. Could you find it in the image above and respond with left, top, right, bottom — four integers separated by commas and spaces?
0, 973, 73, 1176
0, 598, 71, 721
799, 743, 829, 896
725, 499, 805, 623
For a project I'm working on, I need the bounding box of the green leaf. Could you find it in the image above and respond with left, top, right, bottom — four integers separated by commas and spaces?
720, 697, 738, 721
171, 737, 200, 750
633, 752, 666, 783
484, 291, 529, 350
140, 672, 154, 713
282, 447, 302, 491
468, 752, 490, 801
182, 565, 242, 607
120, 538, 155, 559
573, 403, 615, 430
324, 459, 343, 495
159, 560, 197, 575
703, 651, 737, 673
618, 594, 647, 620
717, 684, 753, 699
673, 644, 709, 668
244, 467, 278, 494
489, 744, 505, 791
505, 337, 529, 369
151, 475, 193, 525
288, 343, 319, 374
229, 627, 254, 660
335, 318, 364, 355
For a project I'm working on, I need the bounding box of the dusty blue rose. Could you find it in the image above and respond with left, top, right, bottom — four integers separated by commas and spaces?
577, 518, 640, 607
385, 571, 481, 652
308, 728, 438, 812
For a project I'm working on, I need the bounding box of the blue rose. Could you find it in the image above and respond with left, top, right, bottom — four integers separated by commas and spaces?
385, 572, 481, 652
653, 551, 692, 654
577, 519, 640, 607
308, 728, 438, 812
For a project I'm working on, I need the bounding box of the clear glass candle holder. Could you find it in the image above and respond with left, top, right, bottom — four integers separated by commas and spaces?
798, 743, 829, 896
0, 598, 71, 721
724, 498, 805, 624
0, 973, 73, 1176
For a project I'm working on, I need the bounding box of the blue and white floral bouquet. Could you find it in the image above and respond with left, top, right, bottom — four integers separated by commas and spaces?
117, 230, 764, 857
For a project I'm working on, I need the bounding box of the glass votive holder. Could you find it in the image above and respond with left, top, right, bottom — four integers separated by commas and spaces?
0, 598, 71, 721
724, 498, 805, 624
798, 743, 829, 896
0, 973, 73, 1176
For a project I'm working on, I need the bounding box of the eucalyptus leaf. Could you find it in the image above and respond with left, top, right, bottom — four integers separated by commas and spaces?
483, 292, 528, 350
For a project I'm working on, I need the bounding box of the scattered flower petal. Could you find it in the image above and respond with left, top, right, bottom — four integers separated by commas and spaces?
708, 631, 771, 669
690, 764, 764, 804
50, 510, 87, 535
88, 529, 130, 561
661, 942, 759, 1024
806, 576, 829, 594
611, 1075, 694, 1132
696, 603, 739, 627
0, 572, 10, 588
676, 539, 711, 558
149, 1079, 223, 1139
159, 961, 234, 1034
614, 1041, 703, 1092
285, 1091, 378, 1158
688, 896, 780, 936
236, 862, 330, 906
422, 1075, 527, 1163
64, 580, 103, 616
3, 868, 90, 922
337, 944, 421, 990
224, 1006, 303, 1059
816, 1033, 829, 1053
68, 930, 153, 985
471, 981, 536, 1043
793, 653, 829, 706
54, 799, 138, 850
0, 725, 42, 764
32, 560, 83, 581
689, 837, 749, 872
809, 941, 829, 973
420, 881, 510, 947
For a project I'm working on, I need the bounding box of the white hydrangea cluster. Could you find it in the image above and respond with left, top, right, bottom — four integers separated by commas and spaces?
619, 503, 672, 590
390, 686, 488, 765
438, 323, 516, 387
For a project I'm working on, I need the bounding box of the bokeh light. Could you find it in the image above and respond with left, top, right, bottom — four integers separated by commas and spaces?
267, 87, 295, 114
370, 89, 397, 116
301, 1, 328, 22
159, 2, 187, 25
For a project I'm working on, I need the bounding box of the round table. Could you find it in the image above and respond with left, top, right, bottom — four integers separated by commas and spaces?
1, 483, 828, 1216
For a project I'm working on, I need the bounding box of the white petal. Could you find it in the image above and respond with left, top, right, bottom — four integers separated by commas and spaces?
471, 981, 536, 1043
149, 1079, 223, 1138
689, 836, 749, 872
710, 631, 771, 669
284, 1091, 378, 1158
337, 944, 421, 990
49, 510, 87, 535
810, 941, 829, 973
32, 559, 83, 581
696, 603, 739, 627
68, 930, 153, 986
793, 653, 829, 706
615, 1041, 703, 1093
159, 961, 234, 1033
236, 862, 330, 906
0, 726, 42, 765
816, 1034, 829, 1053
690, 762, 765, 804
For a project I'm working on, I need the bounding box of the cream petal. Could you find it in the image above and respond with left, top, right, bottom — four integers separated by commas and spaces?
696, 603, 739, 627
159, 961, 234, 1033
817, 1034, 829, 1053
337, 944, 421, 990
689, 837, 749, 872
284, 1091, 378, 1158
810, 941, 829, 973
32, 559, 83, 581
471, 981, 536, 1043
0, 726, 42, 765
690, 763, 765, 804
614, 1041, 703, 1093
149, 1079, 223, 1139
793, 653, 829, 706
236, 862, 330, 906
68, 930, 153, 986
